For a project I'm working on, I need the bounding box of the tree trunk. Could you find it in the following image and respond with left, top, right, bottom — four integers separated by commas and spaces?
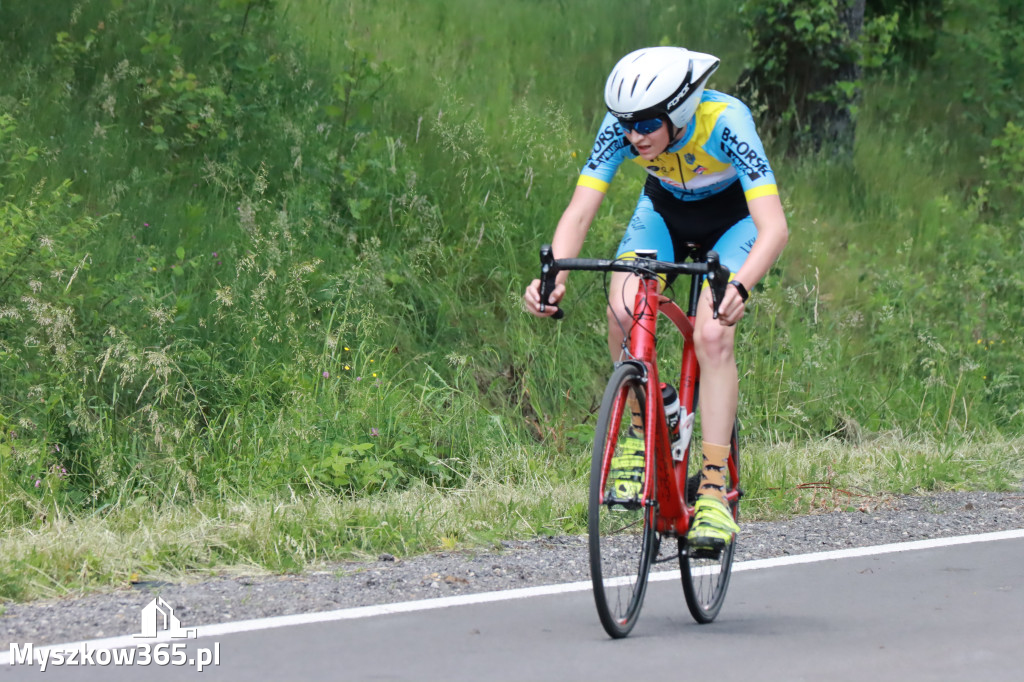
810, 0, 865, 156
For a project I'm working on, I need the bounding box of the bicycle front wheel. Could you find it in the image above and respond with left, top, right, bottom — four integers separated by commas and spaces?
588, 362, 657, 639
680, 421, 740, 623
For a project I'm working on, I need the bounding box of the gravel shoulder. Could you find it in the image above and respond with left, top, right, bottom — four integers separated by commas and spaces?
3, 490, 1023, 648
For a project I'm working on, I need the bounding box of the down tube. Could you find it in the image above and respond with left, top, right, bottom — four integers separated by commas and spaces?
630, 279, 663, 510
657, 296, 699, 417
658, 297, 699, 530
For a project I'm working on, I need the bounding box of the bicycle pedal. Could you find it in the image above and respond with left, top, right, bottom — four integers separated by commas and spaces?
688, 546, 723, 560
687, 536, 726, 559
603, 492, 642, 510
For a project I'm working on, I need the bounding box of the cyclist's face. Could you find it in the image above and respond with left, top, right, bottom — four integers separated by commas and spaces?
624, 121, 671, 160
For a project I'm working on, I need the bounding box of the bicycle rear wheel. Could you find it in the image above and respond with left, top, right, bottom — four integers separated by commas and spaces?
588, 362, 658, 639
680, 421, 740, 623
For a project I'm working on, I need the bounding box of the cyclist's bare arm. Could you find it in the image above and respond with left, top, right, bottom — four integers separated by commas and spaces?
550, 186, 606, 277
713, 193, 789, 326
524, 185, 606, 317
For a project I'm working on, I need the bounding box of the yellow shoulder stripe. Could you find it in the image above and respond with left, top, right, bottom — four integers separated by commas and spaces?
577, 175, 609, 194
744, 184, 778, 201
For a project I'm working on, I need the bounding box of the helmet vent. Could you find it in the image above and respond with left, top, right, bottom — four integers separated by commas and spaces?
630, 74, 640, 96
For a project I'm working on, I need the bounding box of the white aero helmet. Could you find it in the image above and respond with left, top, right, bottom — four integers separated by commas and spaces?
604, 46, 720, 131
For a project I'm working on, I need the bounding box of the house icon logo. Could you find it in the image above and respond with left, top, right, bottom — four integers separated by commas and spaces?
134, 597, 198, 639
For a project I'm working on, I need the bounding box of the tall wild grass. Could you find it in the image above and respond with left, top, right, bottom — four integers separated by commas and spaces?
0, 0, 1021, 599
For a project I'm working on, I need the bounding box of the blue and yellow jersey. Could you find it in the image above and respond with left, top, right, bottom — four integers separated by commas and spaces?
577, 90, 778, 204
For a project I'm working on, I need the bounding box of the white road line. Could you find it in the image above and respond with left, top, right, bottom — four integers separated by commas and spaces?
4, 528, 1023, 664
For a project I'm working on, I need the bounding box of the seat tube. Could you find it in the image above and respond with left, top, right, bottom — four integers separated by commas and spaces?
680, 272, 701, 429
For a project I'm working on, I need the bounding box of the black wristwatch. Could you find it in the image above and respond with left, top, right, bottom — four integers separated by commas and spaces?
729, 280, 749, 302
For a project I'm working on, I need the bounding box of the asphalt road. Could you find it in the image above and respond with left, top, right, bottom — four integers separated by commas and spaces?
4, 533, 1023, 681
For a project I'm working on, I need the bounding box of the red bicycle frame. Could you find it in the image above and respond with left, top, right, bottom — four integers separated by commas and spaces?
597, 276, 741, 536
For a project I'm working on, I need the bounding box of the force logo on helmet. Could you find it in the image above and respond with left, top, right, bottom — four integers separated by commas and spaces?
665, 81, 692, 111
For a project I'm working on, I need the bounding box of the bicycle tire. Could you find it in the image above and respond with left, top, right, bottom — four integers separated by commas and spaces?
680, 420, 740, 624
588, 362, 658, 638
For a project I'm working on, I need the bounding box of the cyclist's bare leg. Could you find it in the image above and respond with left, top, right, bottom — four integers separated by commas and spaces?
690, 286, 740, 528
693, 287, 738, 446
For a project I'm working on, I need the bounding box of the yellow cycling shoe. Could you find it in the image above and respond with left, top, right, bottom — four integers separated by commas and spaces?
605, 436, 645, 507
686, 497, 740, 554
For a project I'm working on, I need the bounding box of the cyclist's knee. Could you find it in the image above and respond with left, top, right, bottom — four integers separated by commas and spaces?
695, 318, 735, 364
607, 299, 632, 328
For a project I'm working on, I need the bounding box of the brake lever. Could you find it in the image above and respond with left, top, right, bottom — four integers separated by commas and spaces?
705, 250, 729, 320
539, 244, 565, 320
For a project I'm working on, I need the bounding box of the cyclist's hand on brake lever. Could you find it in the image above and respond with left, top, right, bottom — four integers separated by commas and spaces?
524, 279, 565, 318
711, 284, 746, 326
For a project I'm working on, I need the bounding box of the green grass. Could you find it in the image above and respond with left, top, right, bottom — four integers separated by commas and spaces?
741, 435, 1024, 519
0, 0, 1023, 602
2, 435, 1020, 602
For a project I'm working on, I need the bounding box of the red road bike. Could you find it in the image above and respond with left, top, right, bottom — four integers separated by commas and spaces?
539, 244, 742, 638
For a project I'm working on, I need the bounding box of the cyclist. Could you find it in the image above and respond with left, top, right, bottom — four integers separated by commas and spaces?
524, 46, 788, 552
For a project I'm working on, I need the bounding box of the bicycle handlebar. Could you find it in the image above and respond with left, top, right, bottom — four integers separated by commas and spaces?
538, 244, 731, 320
